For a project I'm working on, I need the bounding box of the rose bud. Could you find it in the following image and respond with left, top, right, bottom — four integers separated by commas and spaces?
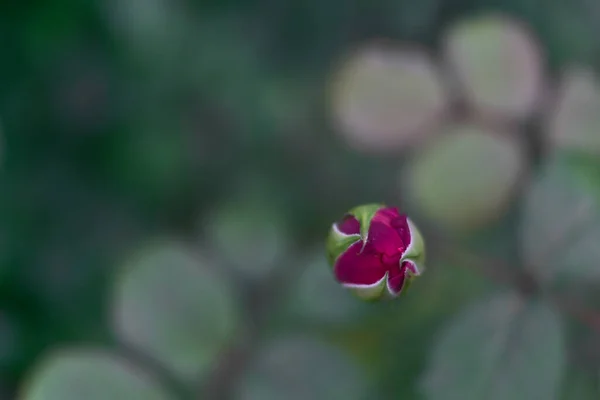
326, 204, 425, 301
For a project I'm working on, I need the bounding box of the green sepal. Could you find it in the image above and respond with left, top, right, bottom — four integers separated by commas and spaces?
325, 226, 360, 267
399, 269, 419, 295
349, 274, 388, 301
347, 203, 385, 239
402, 218, 426, 270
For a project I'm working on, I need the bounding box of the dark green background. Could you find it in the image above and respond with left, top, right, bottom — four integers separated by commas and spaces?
2, 0, 600, 399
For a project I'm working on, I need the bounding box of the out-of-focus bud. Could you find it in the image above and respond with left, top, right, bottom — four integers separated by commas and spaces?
326, 204, 425, 301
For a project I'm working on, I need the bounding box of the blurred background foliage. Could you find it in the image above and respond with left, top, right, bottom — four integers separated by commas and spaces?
3, 0, 600, 399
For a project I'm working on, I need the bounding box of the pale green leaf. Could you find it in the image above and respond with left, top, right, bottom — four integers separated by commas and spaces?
548, 67, 600, 156
520, 158, 600, 283
234, 336, 369, 400
444, 13, 544, 119
420, 291, 566, 400
404, 124, 525, 231
284, 251, 367, 325
329, 44, 447, 153
204, 196, 291, 279
110, 239, 240, 382
19, 348, 174, 400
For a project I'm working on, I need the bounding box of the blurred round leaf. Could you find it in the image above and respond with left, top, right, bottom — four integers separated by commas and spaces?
204, 187, 292, 280
547, 67, 600, 155
404, 124, 525, 230
235, 336, 369, 400
110, 240, 240, 382
369, 260, 492, 398
329, 43, 448, 153
444, 14, 544, 120
520, 157, 600, 284
420, 292, 566, 400
283, 250, 366, 325
19, 347, 175, 400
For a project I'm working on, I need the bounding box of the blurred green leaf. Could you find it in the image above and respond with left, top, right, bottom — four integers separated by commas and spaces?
443, 13, 544, 119
206, 204, 290, 279
282, 250, 367, 326
547, 67, 600, 156
520, 157, 600, 284
404, 124, 525, 231
110, 240, 240, 382
373, 261, 493, 399
420, 291, 566, 400
234, 336, 369, 400
203, 179, 292, 280
19, 347, 175, 400
330, 44, 447, 153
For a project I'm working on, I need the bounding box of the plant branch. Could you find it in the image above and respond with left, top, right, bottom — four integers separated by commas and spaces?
199, 249, 311, 400
201, 230, 600, 399
435, 239, 600, 334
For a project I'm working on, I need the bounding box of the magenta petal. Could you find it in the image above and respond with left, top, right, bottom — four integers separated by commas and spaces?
369, 207, 411, 257
387, 266, 406, 295
390, 215, 411, 248
336, 215, 360, 235
368, 221, 403, 257
387, 261, 419, 295
334, 241, 386, 286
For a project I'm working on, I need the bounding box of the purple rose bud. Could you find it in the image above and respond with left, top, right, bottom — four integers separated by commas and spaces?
326, 204, 425, 301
